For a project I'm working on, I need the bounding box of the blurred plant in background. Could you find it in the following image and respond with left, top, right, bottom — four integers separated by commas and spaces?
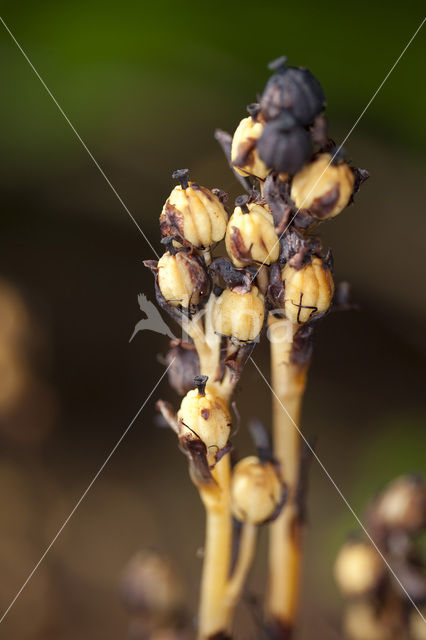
335, 475, 426, 640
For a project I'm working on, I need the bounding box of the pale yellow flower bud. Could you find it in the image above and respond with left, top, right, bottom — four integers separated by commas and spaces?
160, 171, 228, 248
282, 255, 334, 324
334, 540, 384, 597
157, 251, 209, 309
291, 153, 354, 220
231, 456, 284, 524
373, 475, 426, 533
225, 201, 279, 267
178, 383, 231, 467
213, 286, 265, 342
231, 115, 269, 180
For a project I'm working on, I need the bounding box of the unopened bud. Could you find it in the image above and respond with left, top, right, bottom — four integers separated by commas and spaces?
257, 114, 312, 175
177, 384, 231, 467
334, 540, 385, 598
260, 58, 326, 125
120, 550, 184, 619
291, 153, 355, 220
231, 114, 269, 180
282, 255, 334, 324
160, 171, 228, 248
373, 475, 426, 534
213, 286, 265, 342
157, 250, 210, 311
225, 201, 279, 267
231, 456, 285, 524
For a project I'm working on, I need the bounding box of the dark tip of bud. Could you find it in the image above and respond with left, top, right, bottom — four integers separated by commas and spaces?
235, 194, 250, 213
194, 375, 208, 396
160, 235, 178, 255
268, 55, 288, 73
172, 168, 190, 189
246, 103, 261, 119
330, 146, 346, 165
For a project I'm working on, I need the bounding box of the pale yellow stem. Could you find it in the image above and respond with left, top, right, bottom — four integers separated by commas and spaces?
182, 293, 252, 637
267, 316, 308, 635
224, 522, 257, 613
198, 455, 232, 639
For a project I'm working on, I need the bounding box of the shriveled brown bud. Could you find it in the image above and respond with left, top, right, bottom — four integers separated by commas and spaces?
290, 153, 355, 220
225, 200, 279, 267
260, 57, 326, 125
231, 113, 269, 180
257, 113, 312, 175
334, 540, 385, 598
177, 384, 231, 467
231, 456, 285, 524
282, 255, 334, 324
120, 550, 185, 619
160, 170, 228, 248
165, 341, 200, 396
213, 286, 265, 342
373, 475, 426, 534
157, 250, 210, 311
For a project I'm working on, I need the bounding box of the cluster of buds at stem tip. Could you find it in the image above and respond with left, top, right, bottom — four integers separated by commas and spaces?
142, 54, 369, 639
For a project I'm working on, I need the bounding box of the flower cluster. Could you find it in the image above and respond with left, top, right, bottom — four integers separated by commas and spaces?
142, 55, 368, 639
335, 475, 426, 640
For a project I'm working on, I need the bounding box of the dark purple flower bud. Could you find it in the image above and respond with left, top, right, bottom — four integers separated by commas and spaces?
261, 58, 326, 125
257, 114, 312, 175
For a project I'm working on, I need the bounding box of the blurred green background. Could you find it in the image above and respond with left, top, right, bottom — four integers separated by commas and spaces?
0, 1, 425, 638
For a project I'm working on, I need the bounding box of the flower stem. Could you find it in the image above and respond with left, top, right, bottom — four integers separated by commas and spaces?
199, 455, 232, 639
224, 522, 257, 611
266, 317, 308, 637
